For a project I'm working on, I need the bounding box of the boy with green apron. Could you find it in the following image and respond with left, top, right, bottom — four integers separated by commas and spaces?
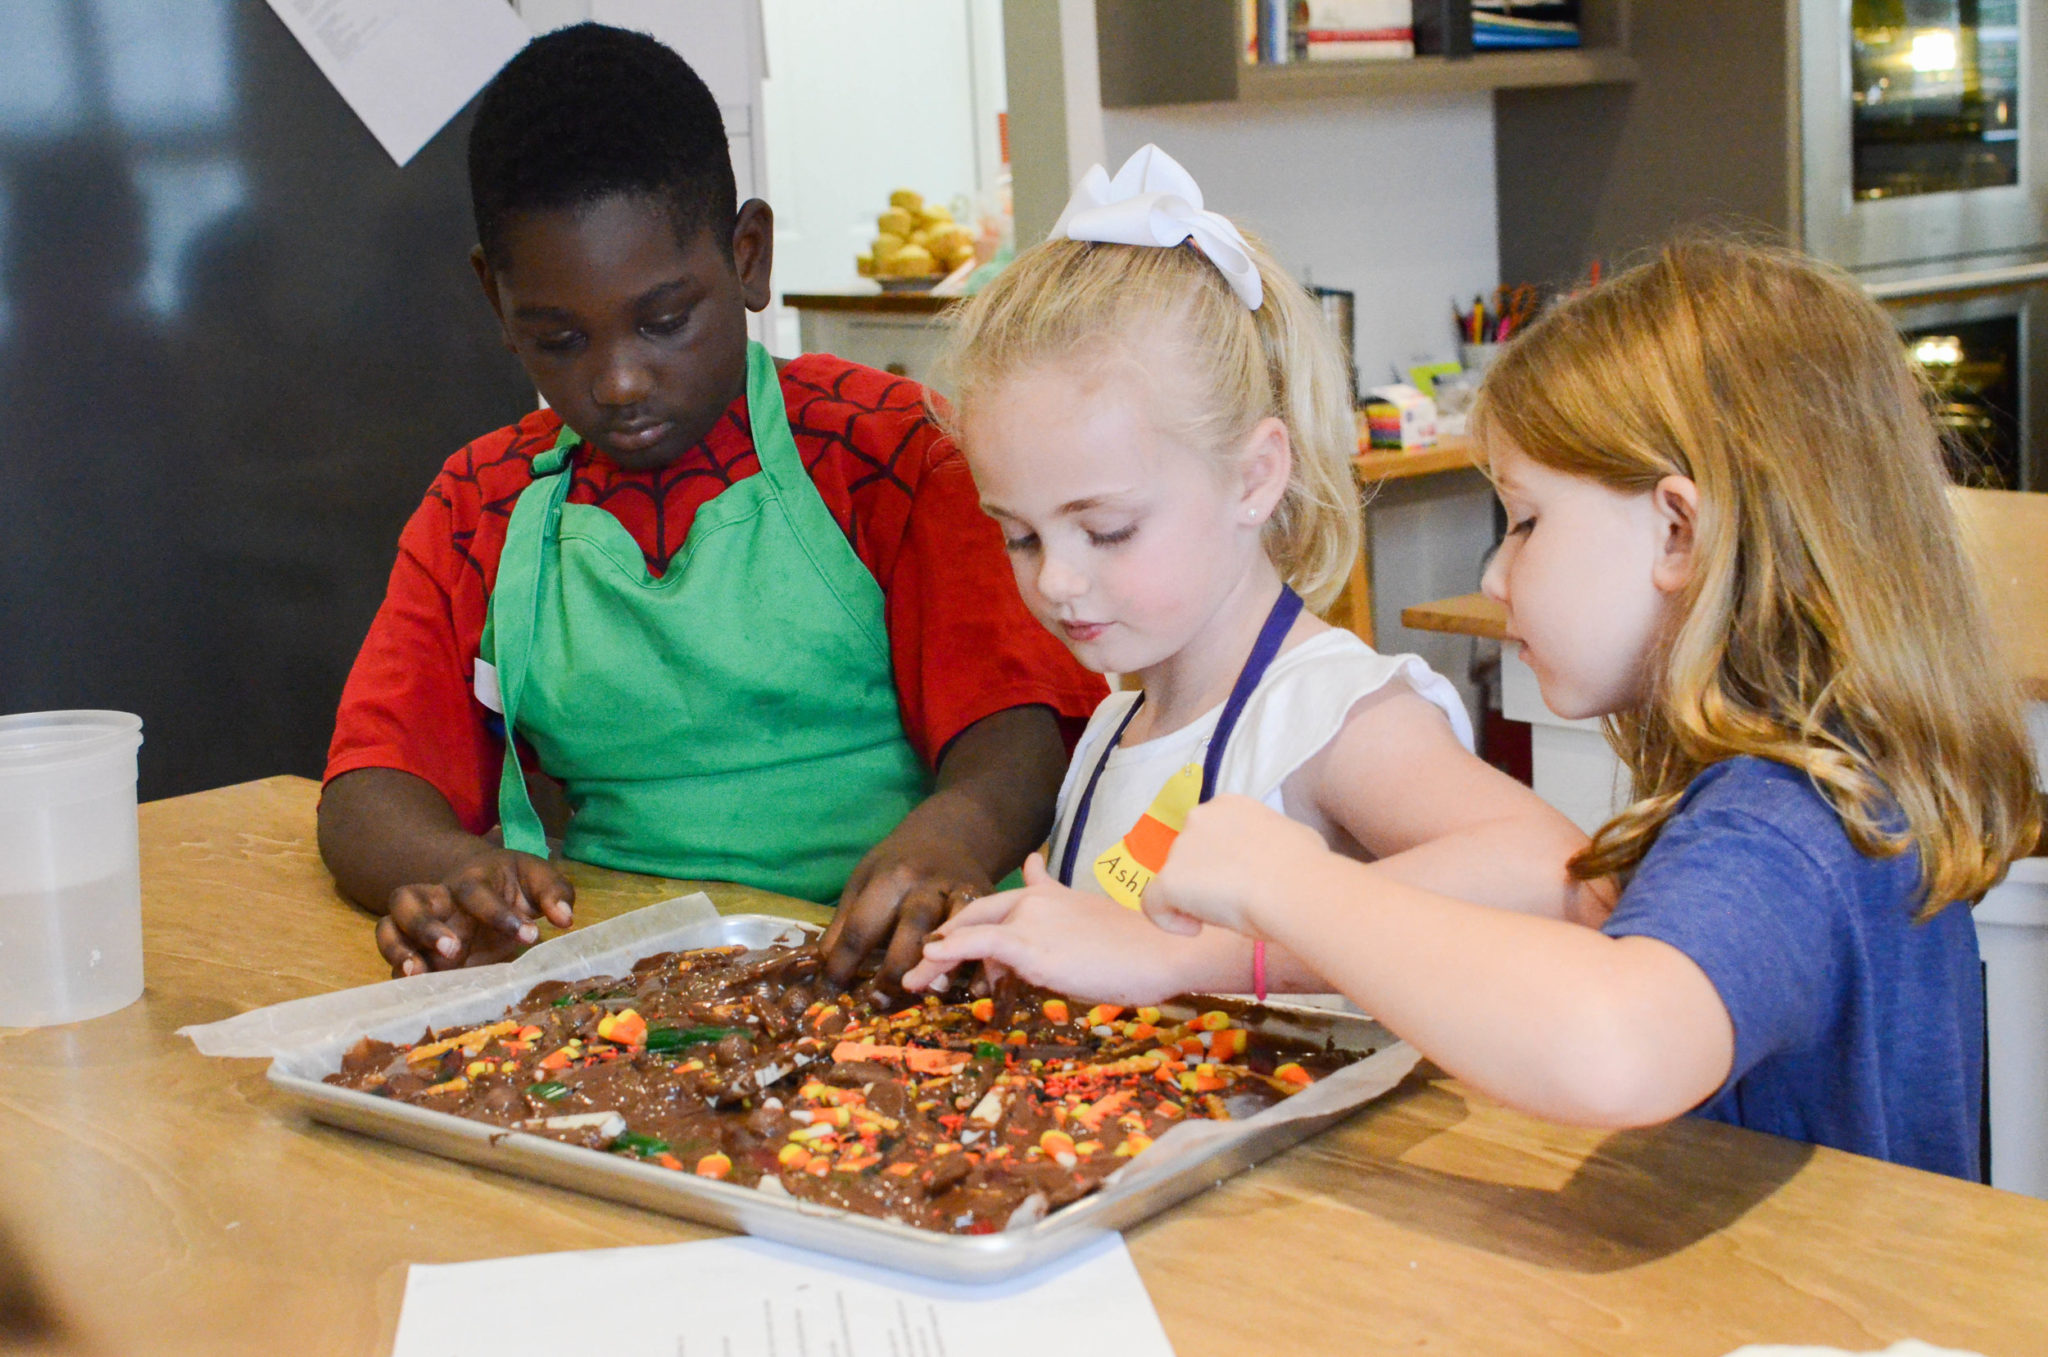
318, 26, 1103, 990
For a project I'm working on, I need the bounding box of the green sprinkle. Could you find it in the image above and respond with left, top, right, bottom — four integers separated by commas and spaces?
610, 1131, 670, 1158
551, 994, 575, 1008
646, 1026, 744, 1053
973, 1042, 1002, 1059
526, 1080, 570, 1102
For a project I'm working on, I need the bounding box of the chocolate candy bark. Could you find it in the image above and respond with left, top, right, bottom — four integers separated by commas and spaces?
325, 943, 1356, 1234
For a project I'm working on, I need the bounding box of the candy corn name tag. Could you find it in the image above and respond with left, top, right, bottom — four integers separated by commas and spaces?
1094, 762, 1202, 910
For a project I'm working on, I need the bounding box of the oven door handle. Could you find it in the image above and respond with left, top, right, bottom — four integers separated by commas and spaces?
1867, 261, 2048, 303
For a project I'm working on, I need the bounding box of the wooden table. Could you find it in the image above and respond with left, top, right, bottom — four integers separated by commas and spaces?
8, 777, 2048, 1356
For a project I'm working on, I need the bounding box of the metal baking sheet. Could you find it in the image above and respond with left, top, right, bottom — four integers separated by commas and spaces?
255, 907, 1417, 1282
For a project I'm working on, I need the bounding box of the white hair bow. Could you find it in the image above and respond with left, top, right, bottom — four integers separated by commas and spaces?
1050, 144, 1263, 311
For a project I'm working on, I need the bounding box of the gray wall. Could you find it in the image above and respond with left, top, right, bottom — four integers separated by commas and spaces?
0, 1, 536, 798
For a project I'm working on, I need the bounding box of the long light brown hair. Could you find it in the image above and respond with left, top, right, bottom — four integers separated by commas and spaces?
1476, 239, 2040, 912
939, 232, 1361, 612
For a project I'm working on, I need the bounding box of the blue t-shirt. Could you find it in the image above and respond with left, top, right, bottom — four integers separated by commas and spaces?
1602, 756, 1982, 1179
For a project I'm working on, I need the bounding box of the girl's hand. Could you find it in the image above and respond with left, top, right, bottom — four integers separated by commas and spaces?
1144, 795, 1327, 938
901, 853, 1198, 1005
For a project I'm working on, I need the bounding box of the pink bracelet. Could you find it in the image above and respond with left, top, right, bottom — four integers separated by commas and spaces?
1252, 940, 1268, 1002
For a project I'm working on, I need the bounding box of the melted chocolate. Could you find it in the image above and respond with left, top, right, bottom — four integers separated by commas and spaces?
324, 943, 1365, 1234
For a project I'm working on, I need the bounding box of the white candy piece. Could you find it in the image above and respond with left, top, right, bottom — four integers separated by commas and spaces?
532, 1111, 628, 1140
967, 1087, 1010, 1126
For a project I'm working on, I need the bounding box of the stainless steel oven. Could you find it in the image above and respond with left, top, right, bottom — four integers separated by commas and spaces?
1801, 0, 2048, 273
1871, 271, 2048, 490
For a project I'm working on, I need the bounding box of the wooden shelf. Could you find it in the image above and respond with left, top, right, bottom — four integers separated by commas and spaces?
1402, 591, 1508, 640
1094, 0, 1637, 109
1355, 436, 1485, 483
782, 291, 958, 316
1238, 48, 1638, 103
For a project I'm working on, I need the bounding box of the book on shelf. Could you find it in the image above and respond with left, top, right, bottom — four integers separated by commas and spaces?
1252, 0, 1417, 63
1472, 1, 1580, 50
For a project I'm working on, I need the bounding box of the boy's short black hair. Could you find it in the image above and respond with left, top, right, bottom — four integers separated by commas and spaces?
468, 23, 737, 269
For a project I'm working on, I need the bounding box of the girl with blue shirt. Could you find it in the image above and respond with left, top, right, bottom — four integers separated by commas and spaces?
950, 239, 2043, 1179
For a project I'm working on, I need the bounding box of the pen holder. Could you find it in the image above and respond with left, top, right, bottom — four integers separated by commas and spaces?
1459, 342, 1503, 380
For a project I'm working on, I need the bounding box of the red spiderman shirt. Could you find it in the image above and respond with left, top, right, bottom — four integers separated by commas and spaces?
328, 353, 1105, 833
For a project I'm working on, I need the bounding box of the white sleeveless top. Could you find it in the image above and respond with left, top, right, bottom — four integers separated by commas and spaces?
1048, 630, 1472, 894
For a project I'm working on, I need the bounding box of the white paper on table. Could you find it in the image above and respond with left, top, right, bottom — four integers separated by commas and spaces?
389, 1232, 1176, 1357
262, 0, 532, 166
1723, 1344, 1986, 1357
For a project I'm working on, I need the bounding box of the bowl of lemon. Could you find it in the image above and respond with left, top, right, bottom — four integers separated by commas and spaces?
857, 189, 978, 290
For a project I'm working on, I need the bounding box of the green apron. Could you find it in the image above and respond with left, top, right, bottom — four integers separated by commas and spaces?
482, 342, 931, 901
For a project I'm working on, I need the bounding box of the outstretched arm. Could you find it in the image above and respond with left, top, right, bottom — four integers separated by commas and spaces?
1147, 796, 1733, 1127
1299, 687, 1608, 923
901, 851, 1337, 1003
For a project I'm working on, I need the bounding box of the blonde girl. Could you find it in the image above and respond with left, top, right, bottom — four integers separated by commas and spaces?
1136, 238, 2041, 1178
903, 146, 1591, 1004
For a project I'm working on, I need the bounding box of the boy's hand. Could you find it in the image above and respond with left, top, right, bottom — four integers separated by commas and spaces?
901, 854, 1193, 1005
821, 822, 993, 993
1144, 796, 1324, 939
374, 849, 574, 978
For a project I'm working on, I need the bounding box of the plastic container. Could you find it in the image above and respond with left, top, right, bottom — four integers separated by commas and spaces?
0, 711, 145, 1026
1977, 855, 2048, 1197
